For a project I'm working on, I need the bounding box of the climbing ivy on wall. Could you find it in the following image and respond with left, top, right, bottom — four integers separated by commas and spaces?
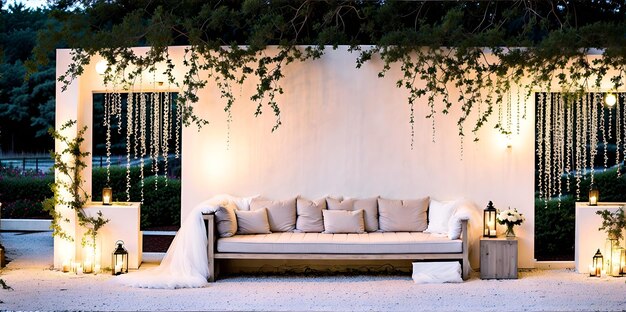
31, 0, 626, 145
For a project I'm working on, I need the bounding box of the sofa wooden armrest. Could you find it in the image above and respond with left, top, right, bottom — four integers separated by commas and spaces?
203, 215, 469, 282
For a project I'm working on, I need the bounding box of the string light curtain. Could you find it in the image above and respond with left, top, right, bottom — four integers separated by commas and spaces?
536, 92, 625, 207
100, 91, 181, 203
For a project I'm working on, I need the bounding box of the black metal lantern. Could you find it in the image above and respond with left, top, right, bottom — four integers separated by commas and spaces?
112, 240, 128, 275
591, 249, 603, 277
102, 186, 112, 205
483, 201, 497, 238
588, 187, 599, 206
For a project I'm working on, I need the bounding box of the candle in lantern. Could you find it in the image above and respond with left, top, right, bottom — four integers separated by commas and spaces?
103, 195, 110, 204
612, 251, 621, 276
71, 261, 77, 273
62, 259, 70, 273
114, 263, 122, 274
84, 259, 92, 274
490, 229, 496, 237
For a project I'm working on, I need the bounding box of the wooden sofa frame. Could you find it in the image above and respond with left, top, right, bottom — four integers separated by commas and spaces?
203, 214, 469, 282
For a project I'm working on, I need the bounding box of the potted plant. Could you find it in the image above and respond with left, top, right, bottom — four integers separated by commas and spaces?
596, 208, 626, 276
596, 208, 626, 241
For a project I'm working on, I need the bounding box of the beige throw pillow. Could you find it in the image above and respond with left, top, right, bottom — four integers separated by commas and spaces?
214, 201, 238, 237
296, 197, 326, 232
326, 197, 354, 210
236, 208, 271, 235
322, 209, 366, 234
250, 197, 297, 232
353, 197, 379, 232
327, 197, 379, 232
378, 197, 429, 232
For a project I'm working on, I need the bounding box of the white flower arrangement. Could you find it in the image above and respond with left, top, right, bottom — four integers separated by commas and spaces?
497, 208, 526, 227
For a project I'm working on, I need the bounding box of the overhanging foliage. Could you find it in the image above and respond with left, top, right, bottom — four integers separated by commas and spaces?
31, 0, 626, 143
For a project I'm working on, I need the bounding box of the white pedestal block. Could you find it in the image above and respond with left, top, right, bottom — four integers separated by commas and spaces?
575, 202, 625, 273
79, 202, 142, 270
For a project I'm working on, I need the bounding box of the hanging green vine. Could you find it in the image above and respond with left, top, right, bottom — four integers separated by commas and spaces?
42, 120, 109, 248
31, 1, 626, 144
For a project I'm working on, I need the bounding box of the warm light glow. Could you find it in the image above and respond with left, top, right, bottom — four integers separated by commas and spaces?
589, 188, 599, 206
62, 259, 70, 273
102, 187, 112, 205
84, 258, 93, 274
612, 248, 622, 276
115, 261, 123, 274
605, 93, 617, 107
497, 133, 513, 149
483, 203, 498, 238
95, 60, 109, 75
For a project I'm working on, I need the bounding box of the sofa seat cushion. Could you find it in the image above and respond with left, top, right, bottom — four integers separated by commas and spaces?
216, 232, 462, 254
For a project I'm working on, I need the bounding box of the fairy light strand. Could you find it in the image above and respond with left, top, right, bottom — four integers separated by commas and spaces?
126, 92, 134, 202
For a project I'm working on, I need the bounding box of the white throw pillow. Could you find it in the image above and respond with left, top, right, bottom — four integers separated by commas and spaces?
425, 199, 457, 234
236, 208, 271, 235
322, 209, 366, 234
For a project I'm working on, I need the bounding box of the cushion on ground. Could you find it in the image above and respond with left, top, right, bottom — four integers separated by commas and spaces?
216, 232, 462, 254
412, 261, 462, 284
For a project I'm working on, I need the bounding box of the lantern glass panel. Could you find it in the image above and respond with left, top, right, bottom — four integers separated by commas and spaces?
102, 187, 112, 205
112, 240, 128, 275
592, 249, 603, 277
483, 202, 497, 238
588, 189, 599, 206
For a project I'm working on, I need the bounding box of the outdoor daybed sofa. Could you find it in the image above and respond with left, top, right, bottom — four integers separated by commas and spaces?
203, 196, 472, 282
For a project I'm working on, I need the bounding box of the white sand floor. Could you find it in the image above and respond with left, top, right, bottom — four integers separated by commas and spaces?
1, 231, 625, 311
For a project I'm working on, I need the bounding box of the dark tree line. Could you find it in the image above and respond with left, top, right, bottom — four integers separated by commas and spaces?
0, 2, 55, 155
2, 0, 626, 154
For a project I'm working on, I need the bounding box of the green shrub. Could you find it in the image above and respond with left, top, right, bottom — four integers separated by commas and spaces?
535, 168, 626, 260
133, 176, 181, 229
0, 173, 53, 219
561, 167, 626, 203
92, 166, 181, 229
0, 165, 180, 227
3, 199, 50, 219
534, 196, 576, 261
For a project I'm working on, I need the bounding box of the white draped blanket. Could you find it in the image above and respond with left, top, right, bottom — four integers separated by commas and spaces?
116, 195, 255, 289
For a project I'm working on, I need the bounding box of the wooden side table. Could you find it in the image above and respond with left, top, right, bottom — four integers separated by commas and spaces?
480, 237, 518, 279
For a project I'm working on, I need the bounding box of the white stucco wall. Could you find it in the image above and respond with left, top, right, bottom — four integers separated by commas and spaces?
57, 46, 537, 268
181, 46, 536, 268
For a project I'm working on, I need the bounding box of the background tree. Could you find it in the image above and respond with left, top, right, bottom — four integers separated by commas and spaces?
0, 3, 55, 154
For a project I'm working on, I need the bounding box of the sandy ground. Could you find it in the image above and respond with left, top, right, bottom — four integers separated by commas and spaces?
0, 231, 625, 311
